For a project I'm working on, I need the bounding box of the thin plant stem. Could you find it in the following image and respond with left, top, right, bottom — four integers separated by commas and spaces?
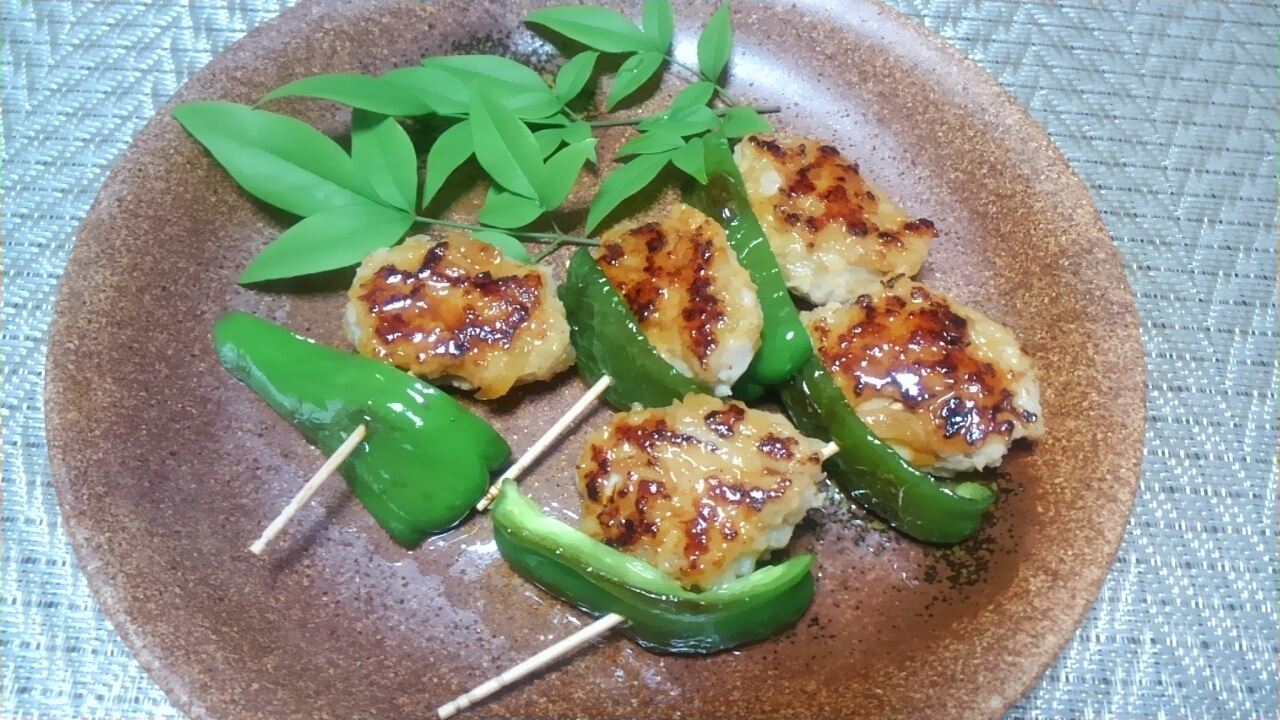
665, 56, 743, 106
532, 242, 564, 263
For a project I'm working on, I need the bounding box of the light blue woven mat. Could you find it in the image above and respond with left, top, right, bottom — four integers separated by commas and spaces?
3, 2, 1277, 718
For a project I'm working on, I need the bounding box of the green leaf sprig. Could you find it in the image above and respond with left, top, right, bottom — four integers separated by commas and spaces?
526, 0, 775, 232
173, 0, 776, 284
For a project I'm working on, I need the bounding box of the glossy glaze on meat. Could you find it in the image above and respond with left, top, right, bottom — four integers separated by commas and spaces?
804, 276, 1044, 475
577, 394, 826, 590
735, 134, 935, 304
595, 203, 762, 396
345, 234, 573, 399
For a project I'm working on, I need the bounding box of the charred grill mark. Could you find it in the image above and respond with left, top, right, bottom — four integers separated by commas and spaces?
757, 433, 798, 461
359, 241, 544, 355
752, 138, 939, 245
819, 285, 1019, 447
681, 500, 719, 571
748, 134, 785, 158
682, 234, 724, 364
704, 403, 746, 438
597, 478, 671, 549
597, 217, 726, 366
582, 444, 612, 503
600, 243, 626, 265
707, 476, 793, 512
613, 417, 703, 457
783, 167, 816, 197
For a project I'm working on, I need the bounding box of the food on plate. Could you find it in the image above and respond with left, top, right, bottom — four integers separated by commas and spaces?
803, 275, 1044, 476
576, 393, 826, 590
559, 246, 712, 410
491, 480, 817, 654
595, 203, 763, 397
214, 311, 510, 547
687, 133, 813, 396
345, 234, 575, 400
735, 134, 937, 305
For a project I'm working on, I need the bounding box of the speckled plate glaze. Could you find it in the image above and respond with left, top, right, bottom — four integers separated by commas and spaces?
46, 1, 1145, 718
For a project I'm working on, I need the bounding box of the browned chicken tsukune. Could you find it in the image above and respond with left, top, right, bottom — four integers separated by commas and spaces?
576, 394, 827, 590
803, 275, 1044, 475
345, 234, 574, 399
596, 203, 763, 396
735, 134, 936, 304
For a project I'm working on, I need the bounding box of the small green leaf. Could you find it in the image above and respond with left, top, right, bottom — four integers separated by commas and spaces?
351, 111, 417, 212
606, 51, 665, 111
670, 135, 707, 183
533, 127, 566, 158
470, 229, 532, 263
173, 101, 378, 217
259, 73, 435, 116
637, 104, 719, 137
719, 106, 774, 138
642, 0, 675, 51
697, 3, 733, 82
479, 187, 546, 229
585, 152, 671, 233
422, 120, 475, 210
382, 67, 469, 115
554, 51, 599, 103
617, 129, 685, 156
563, 122, 594, 144
421, 55, 562, 119
525, 6, 652, 53
669, 81, 716, 113
470, 89, 545, 200
562, 122, 596, 162
239, 203, 414, 284
540, 138, 598, 210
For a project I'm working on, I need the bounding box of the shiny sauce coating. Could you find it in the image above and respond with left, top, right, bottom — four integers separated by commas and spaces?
808, 277, 1040, 466
577, 394, 825, 590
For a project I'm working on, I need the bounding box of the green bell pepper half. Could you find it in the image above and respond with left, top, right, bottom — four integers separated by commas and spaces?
686, 131, 813, 399
490, 483, 815, 654
558, 246, 712, 410
780, 357, 995, 544
214, 311, 510, 547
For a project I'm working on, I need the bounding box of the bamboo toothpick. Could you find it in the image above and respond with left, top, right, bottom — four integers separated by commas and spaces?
436, 390, 844, 718
473, 374, 613, 512
249, 423, 368, 555
435, 612, 626, 720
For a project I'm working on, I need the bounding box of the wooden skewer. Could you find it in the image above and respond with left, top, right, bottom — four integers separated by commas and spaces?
435, 612, 626, 720
249, 424, 367, 555
473, 374, 613, 512
440, 437, 844, 717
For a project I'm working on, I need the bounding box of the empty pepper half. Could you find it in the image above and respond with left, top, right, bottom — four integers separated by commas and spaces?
214, 311, 510, 547
780, 357, 995, 544
686, 131, 813, 399
490, 482, 815, 654
558, 246, 712, 410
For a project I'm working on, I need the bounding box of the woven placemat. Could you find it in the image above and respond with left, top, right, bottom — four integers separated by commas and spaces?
3, 1, 1276, 718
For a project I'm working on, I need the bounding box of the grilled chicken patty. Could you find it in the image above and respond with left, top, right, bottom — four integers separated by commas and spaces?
803, 276, 1044, 475
346, 234, 574, 399
735, 134, 936, 304
577, 394, 826, 590
595, 203, 763, 396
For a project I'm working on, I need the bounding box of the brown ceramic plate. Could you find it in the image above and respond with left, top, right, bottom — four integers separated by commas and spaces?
46, 1, 1145, 718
